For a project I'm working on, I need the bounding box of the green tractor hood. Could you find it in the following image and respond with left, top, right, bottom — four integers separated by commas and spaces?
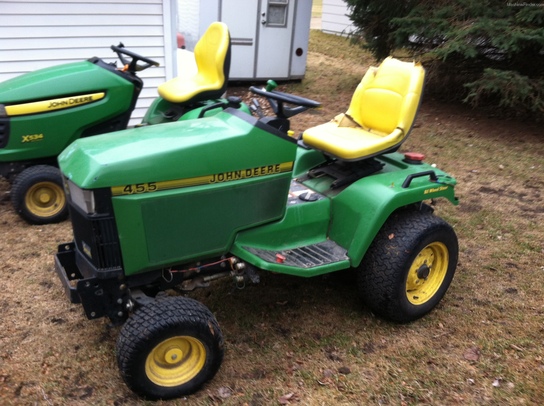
0, 61, 111, 103
58, 109, 298, 191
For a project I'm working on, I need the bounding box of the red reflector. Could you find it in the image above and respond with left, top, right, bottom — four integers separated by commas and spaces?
276, 253, 286, 263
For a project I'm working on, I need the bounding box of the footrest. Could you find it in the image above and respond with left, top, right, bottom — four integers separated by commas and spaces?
245, 240, 348, 269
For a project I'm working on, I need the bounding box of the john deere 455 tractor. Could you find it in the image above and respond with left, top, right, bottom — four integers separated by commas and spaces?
1, 22, 241, 224
54, 57, 459, 400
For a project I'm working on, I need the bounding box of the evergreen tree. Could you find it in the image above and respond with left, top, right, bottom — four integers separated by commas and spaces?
344, 0, 544, 116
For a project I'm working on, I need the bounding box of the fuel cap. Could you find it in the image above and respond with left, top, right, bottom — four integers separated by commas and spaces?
404, 152, 425, 164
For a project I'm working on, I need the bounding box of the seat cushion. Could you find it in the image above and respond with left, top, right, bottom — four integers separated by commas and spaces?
303, 115, 404, 161
158, 74, 223, 104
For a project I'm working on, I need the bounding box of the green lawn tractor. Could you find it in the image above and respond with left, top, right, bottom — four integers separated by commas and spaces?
54, 57, 459, 400
1, 22, 243, 224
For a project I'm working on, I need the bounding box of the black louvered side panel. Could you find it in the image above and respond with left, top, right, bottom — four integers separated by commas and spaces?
68, 187, 123, 278
92, 216, 122, 270
0, 118, 9, 148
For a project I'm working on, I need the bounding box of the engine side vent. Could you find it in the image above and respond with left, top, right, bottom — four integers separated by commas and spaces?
91, 215, 122, 270
70, 204, 123, 278
0, 118, 9, 148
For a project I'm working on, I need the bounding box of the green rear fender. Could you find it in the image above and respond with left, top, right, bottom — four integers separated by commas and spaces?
329, 171, 458, 268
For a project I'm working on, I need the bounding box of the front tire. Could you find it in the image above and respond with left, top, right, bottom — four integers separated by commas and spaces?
117, 296, 224, 400
11, 165, 68, 224
357, 210, 458, 323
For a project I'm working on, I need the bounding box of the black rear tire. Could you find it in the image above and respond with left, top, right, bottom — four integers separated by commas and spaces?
357, 209, 458, 323
117, 296, 224, 400
11, 165, 68, 224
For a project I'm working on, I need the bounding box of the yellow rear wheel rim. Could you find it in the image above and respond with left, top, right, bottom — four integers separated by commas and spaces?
25, 181, 66, 217
145, 336, 206, 387
406, 242, 449, 305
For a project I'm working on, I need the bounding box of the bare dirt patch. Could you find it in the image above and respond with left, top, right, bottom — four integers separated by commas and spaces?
1, 33, 543, 405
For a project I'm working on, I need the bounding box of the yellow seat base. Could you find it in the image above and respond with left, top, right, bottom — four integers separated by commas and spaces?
158, 75, 223, 104
302, 114, 404, 161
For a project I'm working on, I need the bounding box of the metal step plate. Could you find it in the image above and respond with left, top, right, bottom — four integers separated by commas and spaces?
245, 240, 348, 268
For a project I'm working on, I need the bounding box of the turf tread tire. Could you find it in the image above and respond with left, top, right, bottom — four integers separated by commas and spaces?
117, 296, 223, 400
11, 165, 68, 224
357, 209, 458, 323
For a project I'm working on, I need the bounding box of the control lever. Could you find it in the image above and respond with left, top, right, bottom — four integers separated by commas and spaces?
251, 99, 264, 118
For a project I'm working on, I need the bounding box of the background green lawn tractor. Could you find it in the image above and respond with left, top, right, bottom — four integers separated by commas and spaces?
0, 22, 243, 224
54, 57, 459, 400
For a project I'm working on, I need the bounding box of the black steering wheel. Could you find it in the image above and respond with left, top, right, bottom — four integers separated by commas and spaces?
111, 43, 160, 73
250, 81, 321, 119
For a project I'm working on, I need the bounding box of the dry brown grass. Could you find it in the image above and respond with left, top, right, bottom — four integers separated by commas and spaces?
1, 31, 543, 405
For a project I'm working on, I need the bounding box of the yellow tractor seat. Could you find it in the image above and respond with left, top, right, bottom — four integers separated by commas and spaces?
302, 57, 425, 161
158, 22, 231, 104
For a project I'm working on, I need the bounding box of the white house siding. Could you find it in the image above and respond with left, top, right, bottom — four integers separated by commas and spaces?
0, 0, 177, 124
322, 0, 354, 35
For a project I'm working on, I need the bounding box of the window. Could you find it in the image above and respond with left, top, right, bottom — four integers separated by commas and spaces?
267, 0, 288, 27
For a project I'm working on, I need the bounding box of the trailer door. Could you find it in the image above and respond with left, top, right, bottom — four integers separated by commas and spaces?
256, 0, 295, 79
221, 0, 259, 79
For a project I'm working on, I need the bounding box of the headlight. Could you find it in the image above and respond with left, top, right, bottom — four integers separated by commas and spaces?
66, 180, 95, 214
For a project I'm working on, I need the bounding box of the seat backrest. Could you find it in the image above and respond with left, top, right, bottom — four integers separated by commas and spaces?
158, 22, 231, 104
193, 21, 231, 98
346, 57, 425, 136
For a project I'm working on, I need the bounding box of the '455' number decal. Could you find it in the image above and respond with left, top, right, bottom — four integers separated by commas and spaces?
121, 182, 157, 195
111, 162, 294, 196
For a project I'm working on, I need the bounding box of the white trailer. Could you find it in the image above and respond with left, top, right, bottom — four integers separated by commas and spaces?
177, 0, 312, 81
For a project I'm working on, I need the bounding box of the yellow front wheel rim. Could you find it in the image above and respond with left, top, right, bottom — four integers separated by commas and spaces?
145, 336, 206, 387
406, 242, 449, 305
25, 181, 66, 217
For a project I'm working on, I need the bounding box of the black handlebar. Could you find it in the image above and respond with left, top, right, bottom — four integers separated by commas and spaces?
249, 86, 321, 109
249, 85, 321, 119
402, 171, 438, 188
111, 43, 160, 73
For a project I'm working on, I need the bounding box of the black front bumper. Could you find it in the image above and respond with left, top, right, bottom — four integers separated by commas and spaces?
54, 242, 83, 304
